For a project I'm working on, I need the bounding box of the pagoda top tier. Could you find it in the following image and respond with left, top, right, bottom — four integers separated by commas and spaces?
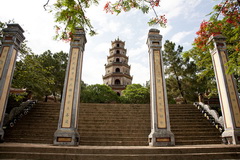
111, 37, 125, 48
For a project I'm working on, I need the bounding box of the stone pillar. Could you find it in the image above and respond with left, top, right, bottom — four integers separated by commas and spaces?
53, 28, 86, 146
0, 24, 25, 141
208, 34, 240, 144
147, 29, 175, 146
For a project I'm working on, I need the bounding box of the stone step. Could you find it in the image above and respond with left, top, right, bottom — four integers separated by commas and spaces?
171, 125, 217, 129
175, 140, 223, 145
80, 137, 148, 142
1, 143, 239, 154
78, 131, 220, 137
4, 139, 53, 144
78, 129, 150, 134
76, 124, 215, 129
0, 143, 239, 160
13, 122, 151, 127
79, 141, 149, 146
174, 136, 221, 141
6, 131, 148, 138
77, 119, 208, 123
171, 128, 220, 132
32, 133, 219, 142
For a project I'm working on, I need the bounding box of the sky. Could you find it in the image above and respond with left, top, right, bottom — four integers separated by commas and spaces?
0, 0, 219, 85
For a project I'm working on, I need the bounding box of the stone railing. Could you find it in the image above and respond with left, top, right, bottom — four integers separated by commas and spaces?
3, 100, 37, 129
193, 102, 224, 133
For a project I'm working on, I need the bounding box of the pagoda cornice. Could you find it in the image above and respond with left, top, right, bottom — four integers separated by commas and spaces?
109, 47, 126, 52
105, 62, 131, 68
107, 54, 128, 59
103, 72, 133, 80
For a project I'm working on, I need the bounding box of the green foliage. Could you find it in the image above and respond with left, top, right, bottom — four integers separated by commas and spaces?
6, 92, 28, 113
44, 0, 165, 40
80, 84, 119, 103
12, 54, 50, 98
163, 40, 211, 104
121, 84, 150, 104
12, 50, 68, 101
183, 48, 219, 97
163, 40, 187, 103
46, 0, 98, 40
9, 92, 28, 102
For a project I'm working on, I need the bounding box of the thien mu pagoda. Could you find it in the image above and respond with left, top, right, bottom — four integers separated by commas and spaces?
103, 38, 133, 95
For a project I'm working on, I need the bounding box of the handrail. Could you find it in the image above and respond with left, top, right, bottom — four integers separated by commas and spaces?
3, 100, 37, 129
193, 102, 224, 133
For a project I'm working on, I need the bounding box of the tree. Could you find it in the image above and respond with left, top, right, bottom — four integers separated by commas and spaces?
52, 51, 69, 100
121, 84, 150, 104
163, 40, 209, 104
80, 84, 119, 103
183, 48, 218, 97
186, 0, 239, 92
12, 50, 68, 101
163, 40, 187, 103
12, 54, 52, 99
37, 50, 68, 101
44, 0, 166, 41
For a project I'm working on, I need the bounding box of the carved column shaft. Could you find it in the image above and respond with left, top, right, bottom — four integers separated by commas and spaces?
147, 29, 175, 146
208, 34, 240, 144
53, 28, 86, 146
0, 24, 25, 141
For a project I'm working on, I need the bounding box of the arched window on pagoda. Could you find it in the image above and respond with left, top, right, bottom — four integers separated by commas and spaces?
115, 68, 120, 72
115, 79, 121, 85
116, 50, 120, 54
116, 58, 120, 62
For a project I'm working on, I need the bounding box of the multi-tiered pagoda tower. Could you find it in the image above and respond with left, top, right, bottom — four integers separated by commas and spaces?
103, 38, 133, 96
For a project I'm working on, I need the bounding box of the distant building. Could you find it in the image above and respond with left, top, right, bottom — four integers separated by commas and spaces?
103, 38, 133, 96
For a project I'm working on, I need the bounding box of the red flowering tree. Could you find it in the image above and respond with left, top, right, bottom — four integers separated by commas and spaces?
185, 0, 239, 77
44, 0, 166, 41
103, 0, 166, 26
184, 0, 240, 95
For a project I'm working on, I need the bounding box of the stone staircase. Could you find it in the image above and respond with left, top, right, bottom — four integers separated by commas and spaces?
3, 102, 222, 145
2, 102, 240, 159
169, 104, 222, 145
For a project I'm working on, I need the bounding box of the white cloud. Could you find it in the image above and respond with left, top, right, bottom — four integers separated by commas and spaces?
181, 42, 192, 50
82, 57, 106, 84
160, 24, 173, 37
130, 62, 149, 84
128, 44, 147, 57
170, 31, 193, 43
120, 27, 134, 40
159, 0, 202, 19
93, 42, 110, 53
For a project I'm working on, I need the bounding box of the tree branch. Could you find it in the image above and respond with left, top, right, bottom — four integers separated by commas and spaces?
215, 0, 228, 20
43, 0, 50, 11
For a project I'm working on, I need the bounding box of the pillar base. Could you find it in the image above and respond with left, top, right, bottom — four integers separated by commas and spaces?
53, 129, 80, 146
148, 130, 175, 147
222, 129, 240, 144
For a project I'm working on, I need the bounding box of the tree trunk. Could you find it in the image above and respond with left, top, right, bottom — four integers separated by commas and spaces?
173, 68, 187, 104
176, 76, 187, 104
60, 90, 63, 102
53, 92, 57, 102
45, 95, 48, 102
